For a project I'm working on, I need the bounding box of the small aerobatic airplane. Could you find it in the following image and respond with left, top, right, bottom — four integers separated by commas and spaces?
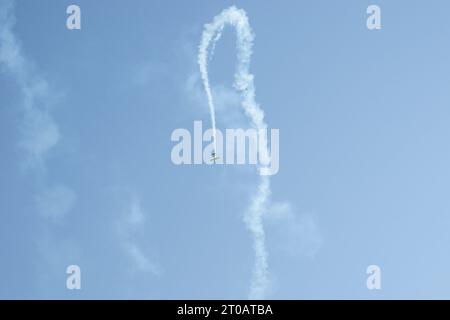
210, 151, 220, 164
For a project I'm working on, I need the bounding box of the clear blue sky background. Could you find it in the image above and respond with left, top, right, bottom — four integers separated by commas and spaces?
1, 0, 450, 299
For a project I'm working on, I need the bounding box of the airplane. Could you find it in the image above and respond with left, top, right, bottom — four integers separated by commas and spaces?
210, 151, 220, 164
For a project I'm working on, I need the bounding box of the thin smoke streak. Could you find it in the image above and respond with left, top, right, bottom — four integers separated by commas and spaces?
198, 6, 272, 299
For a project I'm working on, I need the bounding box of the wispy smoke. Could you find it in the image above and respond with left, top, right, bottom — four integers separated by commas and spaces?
0, 0, 60, 168
35, 184, 77, 222
198, 6, 272, 299
116, 194, 160, 275
1, 0, 76, 217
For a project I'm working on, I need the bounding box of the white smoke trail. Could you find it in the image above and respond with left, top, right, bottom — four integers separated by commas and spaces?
198, 6, 272, 299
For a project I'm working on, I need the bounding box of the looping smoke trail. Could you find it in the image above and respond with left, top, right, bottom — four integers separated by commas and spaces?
198, 6, 272, 299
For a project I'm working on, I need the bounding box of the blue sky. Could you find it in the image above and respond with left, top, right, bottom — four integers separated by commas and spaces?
1, 0, 450, 299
